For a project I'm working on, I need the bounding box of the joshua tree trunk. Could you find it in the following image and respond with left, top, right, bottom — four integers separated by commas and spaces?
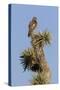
31, 33, 51, 84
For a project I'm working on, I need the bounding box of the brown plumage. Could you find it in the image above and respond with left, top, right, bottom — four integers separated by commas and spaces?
28, 17, 37, 37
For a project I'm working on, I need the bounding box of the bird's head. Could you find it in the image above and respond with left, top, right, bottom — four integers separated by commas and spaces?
32, 17, 37, 23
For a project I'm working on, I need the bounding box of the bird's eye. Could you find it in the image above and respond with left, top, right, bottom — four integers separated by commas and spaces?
34, 20, 37, 23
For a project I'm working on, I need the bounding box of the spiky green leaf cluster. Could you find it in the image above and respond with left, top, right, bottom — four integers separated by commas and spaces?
20, 48, 43, 72
32, 31, 51, 47
42, 31, 52, 45
20, 48, 36, 71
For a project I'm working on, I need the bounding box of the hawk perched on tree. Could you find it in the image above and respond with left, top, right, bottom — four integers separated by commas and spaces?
28, 17, 37, 37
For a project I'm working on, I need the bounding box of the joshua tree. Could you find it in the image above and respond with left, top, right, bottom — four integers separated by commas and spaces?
20, 17, 52, 85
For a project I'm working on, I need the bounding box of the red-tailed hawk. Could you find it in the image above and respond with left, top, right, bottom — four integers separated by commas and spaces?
28, 17, 37, 37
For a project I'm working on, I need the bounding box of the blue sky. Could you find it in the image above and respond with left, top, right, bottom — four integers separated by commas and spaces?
10, 4, 58, 86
